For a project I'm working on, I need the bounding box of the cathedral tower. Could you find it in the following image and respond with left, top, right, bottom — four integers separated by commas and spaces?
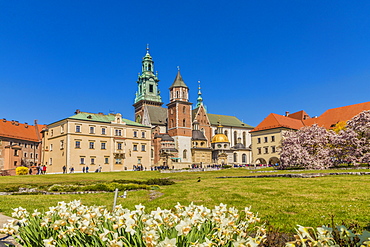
133, 46, 163, 123
167, 68, 192, 163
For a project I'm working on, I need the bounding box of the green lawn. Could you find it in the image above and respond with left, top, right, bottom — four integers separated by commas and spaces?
0, 168, 369, 233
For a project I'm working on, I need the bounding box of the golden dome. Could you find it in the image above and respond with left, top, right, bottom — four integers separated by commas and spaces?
211, 133, 229, 143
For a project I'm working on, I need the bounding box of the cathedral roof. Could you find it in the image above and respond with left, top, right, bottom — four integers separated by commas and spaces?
192, 130, 207, 141
170, 70, 188, 89
207, 114, 254, 129
146, 106, 167, 126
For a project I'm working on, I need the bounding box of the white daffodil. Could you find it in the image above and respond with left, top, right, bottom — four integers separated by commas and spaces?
158, 237, 177, 247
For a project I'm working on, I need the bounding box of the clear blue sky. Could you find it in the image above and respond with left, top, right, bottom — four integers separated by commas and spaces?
1, 1, 370, 127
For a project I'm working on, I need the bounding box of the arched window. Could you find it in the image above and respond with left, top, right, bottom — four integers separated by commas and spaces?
242, 154, 246, 163
183, 119, 186, 127
233, 153, 237, 162
234, 131, 237, 146
148, 64, 152, 71
176, 91, 179, 98
183, 149, 187, 159
183, 106, 186, 113
243, 132, 246, 146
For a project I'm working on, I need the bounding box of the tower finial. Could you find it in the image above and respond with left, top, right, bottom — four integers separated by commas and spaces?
146, 43, 149, 51
177, 66, 180, 71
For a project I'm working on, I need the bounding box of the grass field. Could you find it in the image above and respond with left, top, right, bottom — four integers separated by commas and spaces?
0, 168, 369, 233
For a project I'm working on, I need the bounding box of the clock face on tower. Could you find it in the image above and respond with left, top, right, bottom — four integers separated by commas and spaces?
136, 115, 142, 123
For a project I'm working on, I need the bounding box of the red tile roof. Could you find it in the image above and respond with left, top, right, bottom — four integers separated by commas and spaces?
0, 119, 44, 142
250, 113, 305, 132
303, 101, 370, 129
251, 101, 370, 132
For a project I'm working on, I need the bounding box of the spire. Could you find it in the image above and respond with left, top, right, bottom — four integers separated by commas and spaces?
196, 81, 203, 108
134, 45, 162, 104
170, 68, 188, 89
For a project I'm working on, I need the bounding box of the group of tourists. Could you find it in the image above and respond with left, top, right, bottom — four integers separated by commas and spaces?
62, 165, 102, 174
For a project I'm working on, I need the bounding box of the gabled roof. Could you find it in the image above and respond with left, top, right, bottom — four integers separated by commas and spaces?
170, 70, 188, 89
207, 113, 254, 129
66, 112, 148, 127
146, 105, 167, 126
303, 101, 370, 129
288, 110, 310, 120
250, 113, 305, 132
0, 119, 44, 142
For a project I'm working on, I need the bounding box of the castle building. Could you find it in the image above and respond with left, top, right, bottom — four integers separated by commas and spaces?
0, 119, 44, 175
251, 101, 370, 165
42, 111, 151, 173
133, 47, 254, 168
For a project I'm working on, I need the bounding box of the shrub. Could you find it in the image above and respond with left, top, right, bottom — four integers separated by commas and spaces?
15, 167, 28, 175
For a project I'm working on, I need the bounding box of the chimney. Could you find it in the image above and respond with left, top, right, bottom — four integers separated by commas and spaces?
11, 120, 15, 125
24, 122, 28, 128
285, 111, 290, 117
15, 121, 19, 126
75, 109, 81, 114
2, 118, 6, 122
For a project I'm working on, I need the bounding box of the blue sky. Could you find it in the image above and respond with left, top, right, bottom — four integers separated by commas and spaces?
1, 1, 370, 127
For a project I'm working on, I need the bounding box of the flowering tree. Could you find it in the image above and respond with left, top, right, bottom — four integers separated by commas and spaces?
280, 124, 335, 169
280, 110, 370, 169
341, 110, 370, 164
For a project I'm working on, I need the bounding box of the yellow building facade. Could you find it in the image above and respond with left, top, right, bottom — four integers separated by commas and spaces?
42, 111, 151, 173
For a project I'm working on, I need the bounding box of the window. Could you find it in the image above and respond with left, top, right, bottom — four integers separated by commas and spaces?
234, 131, 237, 146
257, 138, 261, 144
138, 158, 142, 164
264, 137, 268, 143
134, 131, 137, 137
242, 154, 246, 163
141, 144, 146, 151
170, 109, 173, 114
264, 147, 269, 154
91, 157, 95, 164
101, 142, 106, 150
257, 148, 261, 155
25, 144, 27, 148
104, 157, 109, 164
24, 153, 27, 157
151, 149, 154, 158
176, 91, 179, 98
117, 143, 122, 150
149, 84, 154, 93
49, 158, 53, 165
183, 119, 186, 127
243, 132, 246, 146
76, 125, 81, 133
115, 158, 122, 164
80, 157, 85, 164
183, 106, 186, 113
51, 130, 53, 137
35, 154, 38, 159
75, 141, 81, 149
183, 149, 187, 159
89, 142, 95, 149
90, 126, 95, 134
142, 131, 145, 138
102, 128, 106, 135
271, 146, 276, 153
271, 136, 275, 142
30, 153, 33, 158
115, 129, 122, 136
133, 144, 138, 151
50, 144, 53, 151
14, 161, 17, 166
61, 125, 64, 134
224, 130, 228, 137
60, 140, 64, 150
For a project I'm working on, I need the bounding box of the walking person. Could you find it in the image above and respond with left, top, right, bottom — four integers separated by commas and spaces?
62, 165, 67, 174
86, 166, 89, 173
82, 166, 85, 173
42, 165, 47, 174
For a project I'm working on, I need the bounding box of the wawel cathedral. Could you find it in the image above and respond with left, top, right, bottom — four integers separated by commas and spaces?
133, 47, 254, 168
